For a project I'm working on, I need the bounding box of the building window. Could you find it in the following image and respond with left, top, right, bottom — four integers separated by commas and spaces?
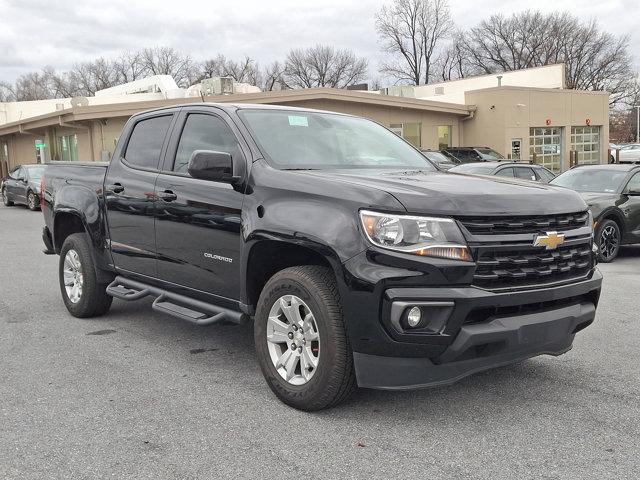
390, 123, 421, 148
529, 127, 563, 173
58, 134, 79, 161
438, 126, 451, 150
571, 126, 600, 165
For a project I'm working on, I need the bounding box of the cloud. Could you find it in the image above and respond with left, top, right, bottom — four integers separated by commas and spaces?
0, 0, 637, 84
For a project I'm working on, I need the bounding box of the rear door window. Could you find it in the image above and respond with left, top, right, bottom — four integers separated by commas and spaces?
514, 167, 537, 181
535, 168, 556, 182
495, 167, 514, 178
124, 115, 173, 170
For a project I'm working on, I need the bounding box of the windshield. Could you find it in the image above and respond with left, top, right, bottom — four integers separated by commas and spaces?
550, 168, 628, 193
26, 165, 45, 179
422, 151, 453, 165
476, 148, 504, 160
450, 164, 495, 174
238, 109, 435, 171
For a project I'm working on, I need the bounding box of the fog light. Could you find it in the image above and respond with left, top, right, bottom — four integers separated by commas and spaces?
406, 307, 422, 327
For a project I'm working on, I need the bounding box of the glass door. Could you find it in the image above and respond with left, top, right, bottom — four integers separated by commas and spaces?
529, 127, 563, 173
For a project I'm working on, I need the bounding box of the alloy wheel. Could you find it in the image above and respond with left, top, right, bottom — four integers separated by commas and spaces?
28, 192, 36, 209
63, 249, 84, 304
599, 225, 619, 261
266, 295, 321, 385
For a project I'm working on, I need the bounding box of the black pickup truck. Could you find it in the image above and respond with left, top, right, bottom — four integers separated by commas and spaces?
41, 103, 602, 410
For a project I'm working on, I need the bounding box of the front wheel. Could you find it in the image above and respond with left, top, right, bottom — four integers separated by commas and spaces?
2, 188, 13, 206
59, 233, 113, 318
596, 219, 620, 263
27, 191, 39, 211
254, 266, 356, 411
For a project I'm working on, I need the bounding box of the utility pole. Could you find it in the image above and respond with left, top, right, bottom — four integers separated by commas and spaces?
635, 105, 640, 144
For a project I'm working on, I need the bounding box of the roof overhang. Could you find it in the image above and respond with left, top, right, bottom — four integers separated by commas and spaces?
0, 87, 471, 137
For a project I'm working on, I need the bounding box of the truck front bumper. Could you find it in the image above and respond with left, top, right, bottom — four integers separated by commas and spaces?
348, 271, 602, 390
354, 300, 594, 389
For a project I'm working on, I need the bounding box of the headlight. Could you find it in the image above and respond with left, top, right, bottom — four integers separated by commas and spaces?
359, 210, 472, 261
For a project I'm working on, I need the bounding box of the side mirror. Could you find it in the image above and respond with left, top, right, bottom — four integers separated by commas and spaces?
188, 150, 236, 183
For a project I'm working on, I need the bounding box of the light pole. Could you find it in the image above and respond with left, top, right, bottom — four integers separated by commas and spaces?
635, 105, 640, 144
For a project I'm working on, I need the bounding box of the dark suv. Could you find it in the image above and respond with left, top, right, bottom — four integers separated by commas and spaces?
443, 147, 505, 163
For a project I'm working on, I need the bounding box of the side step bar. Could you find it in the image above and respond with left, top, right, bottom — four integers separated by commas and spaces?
106, 276, 245, 326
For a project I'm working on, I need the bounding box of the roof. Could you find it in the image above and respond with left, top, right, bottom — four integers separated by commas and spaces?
573, 163, 640, 171
465, 85, 610, 96
0, 87, 471, 136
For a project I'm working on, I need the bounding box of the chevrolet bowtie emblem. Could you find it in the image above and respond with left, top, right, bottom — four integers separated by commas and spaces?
534, 231, 565, 250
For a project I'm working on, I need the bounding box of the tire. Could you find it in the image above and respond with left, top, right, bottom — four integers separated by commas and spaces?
2, 187, 13, 206
27, 190, 39, 211
254, 265, 356, 411
596, 219, 620, 263
59, 233, 113, 318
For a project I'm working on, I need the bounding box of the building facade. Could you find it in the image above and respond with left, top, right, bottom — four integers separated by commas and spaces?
0, 66, 610, 177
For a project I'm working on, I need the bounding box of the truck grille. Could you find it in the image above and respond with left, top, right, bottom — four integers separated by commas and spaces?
473, 242, 593, 290
458, 212, 589, 235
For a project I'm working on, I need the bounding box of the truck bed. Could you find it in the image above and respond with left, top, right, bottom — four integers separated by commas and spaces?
41, 161, 109, 237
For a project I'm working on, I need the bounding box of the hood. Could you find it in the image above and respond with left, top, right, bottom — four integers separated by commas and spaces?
304, 169, 588, 216
28, 179, 42, 193
579, 192, 620, 204
579, 192, 622, 218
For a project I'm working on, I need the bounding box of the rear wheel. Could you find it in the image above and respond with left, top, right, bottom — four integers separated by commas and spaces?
59, 233, 113, 317
2, 187, 13, 206
254, 266, 356, 411
27, 191, 39, 211
596, 219, 620, 263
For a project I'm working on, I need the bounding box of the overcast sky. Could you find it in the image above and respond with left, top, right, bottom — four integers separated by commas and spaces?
0, 0, 638, 85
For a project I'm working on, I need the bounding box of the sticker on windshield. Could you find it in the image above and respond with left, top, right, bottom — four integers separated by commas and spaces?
288, 115, 309, 127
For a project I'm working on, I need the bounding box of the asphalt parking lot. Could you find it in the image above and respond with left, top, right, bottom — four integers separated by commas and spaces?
1, 203, 639, 479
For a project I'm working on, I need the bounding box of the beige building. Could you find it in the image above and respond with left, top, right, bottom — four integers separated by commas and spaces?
0, 89, 469, 177
0, 65, 610, 178
462, 86, 610, 172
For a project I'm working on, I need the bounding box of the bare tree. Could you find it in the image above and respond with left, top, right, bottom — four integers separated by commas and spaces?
284, 45, 368, 88
140, 47, 197, 87
113, 51, 146, 83
261, 61, 287, 91
69, 58, 120, 96
376, 0, 452, 85
14, 71, 55, 101
435, 30, 473, 81
199, 55, 262, 85
0, 81, 16, 102
462, 12, 634, 105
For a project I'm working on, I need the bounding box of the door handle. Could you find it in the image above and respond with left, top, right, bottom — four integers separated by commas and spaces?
158, 190, 177, 202
108, 183, 125, 194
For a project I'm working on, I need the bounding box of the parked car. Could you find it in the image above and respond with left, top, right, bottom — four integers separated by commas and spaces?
420, 149, 456, 170
617, 144, 640, 163
41, 103, 601, 410
442, 146, 505, 163
449, 162, 556, 183
609, 143, 622, 162
1, 164, 45, 210
550, 164, 640, 262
